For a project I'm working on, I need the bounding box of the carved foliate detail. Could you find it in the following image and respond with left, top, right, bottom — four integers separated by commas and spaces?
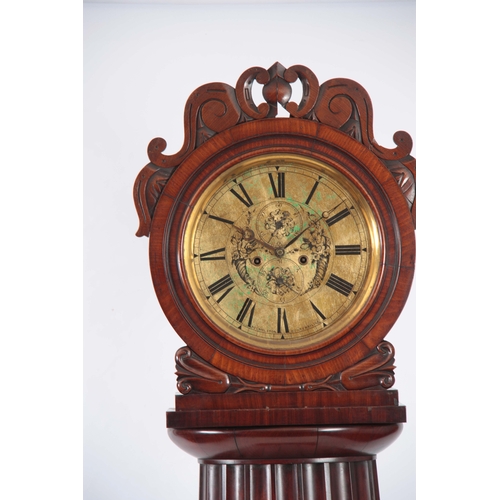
133, 161, 174, 237
134, 63, 416, 237
340, 341, 396, 390
174, 342, 396, 395
175, 347, 231, 395
383, 159, 416, 215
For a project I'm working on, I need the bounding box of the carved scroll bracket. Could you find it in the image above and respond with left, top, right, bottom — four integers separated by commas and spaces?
174, 341, 397, 395
175, 346, 231, 394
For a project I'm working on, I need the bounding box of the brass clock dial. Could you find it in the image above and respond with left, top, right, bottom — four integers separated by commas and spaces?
184, 154, 381, 351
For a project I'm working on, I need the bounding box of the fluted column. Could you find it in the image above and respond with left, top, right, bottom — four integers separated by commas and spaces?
199, 457, 379, 500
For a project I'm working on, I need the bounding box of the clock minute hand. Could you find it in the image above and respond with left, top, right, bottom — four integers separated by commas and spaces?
284, 225, 313, 249
284, 202, 344, 249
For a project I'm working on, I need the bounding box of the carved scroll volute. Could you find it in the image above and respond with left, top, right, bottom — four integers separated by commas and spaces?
151, 82, 241, 168
235, 66, 273, 119
314, 78, 413, 161
133, 82, 243, 237
283, 65, 320, 118
340, 341, 396, 390
175, 347, 231, 395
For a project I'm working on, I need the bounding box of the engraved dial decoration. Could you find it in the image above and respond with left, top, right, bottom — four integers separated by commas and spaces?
184, 154, 382, 351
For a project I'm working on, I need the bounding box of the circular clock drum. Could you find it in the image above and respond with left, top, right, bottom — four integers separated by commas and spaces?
149, 119, 415, 385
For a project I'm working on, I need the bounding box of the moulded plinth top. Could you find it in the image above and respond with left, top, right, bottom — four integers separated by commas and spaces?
168, 423, 403, 461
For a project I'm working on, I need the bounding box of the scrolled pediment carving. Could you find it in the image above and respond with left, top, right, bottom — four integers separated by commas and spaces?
133, 63, 416, 237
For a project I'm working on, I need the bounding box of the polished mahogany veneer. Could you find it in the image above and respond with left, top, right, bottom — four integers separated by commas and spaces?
169, 424, 403, 461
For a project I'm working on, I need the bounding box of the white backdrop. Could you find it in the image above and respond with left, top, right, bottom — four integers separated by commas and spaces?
83, 2, 415, 499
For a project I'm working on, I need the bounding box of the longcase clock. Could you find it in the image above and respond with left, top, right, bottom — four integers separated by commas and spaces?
134, 62, 415, 500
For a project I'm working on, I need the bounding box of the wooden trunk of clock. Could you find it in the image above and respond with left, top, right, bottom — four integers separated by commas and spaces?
172, 424, 402, 500
133, 63, 415, 499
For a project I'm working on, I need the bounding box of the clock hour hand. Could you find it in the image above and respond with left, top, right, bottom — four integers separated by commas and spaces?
233, 225, 276, 254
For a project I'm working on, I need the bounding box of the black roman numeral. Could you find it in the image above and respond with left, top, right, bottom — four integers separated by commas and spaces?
326, 208, 351, 226
236, 298, 255, 327
268, 171, 285, 198
198, 247, 226, 261
208, 274, 234, 297
335, 245, 362, 256
305, 178, 321, 205
326, 273, 354, 296
230, 183, 253, 207
277, 307, 289, 336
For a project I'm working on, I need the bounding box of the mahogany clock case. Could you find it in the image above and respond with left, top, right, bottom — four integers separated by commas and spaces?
133, 62, 415, 500
134, 63, 415, 396
148, 118, 415, 387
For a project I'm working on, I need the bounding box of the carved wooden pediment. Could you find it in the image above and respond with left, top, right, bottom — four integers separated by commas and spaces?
134, 62, 415, 238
